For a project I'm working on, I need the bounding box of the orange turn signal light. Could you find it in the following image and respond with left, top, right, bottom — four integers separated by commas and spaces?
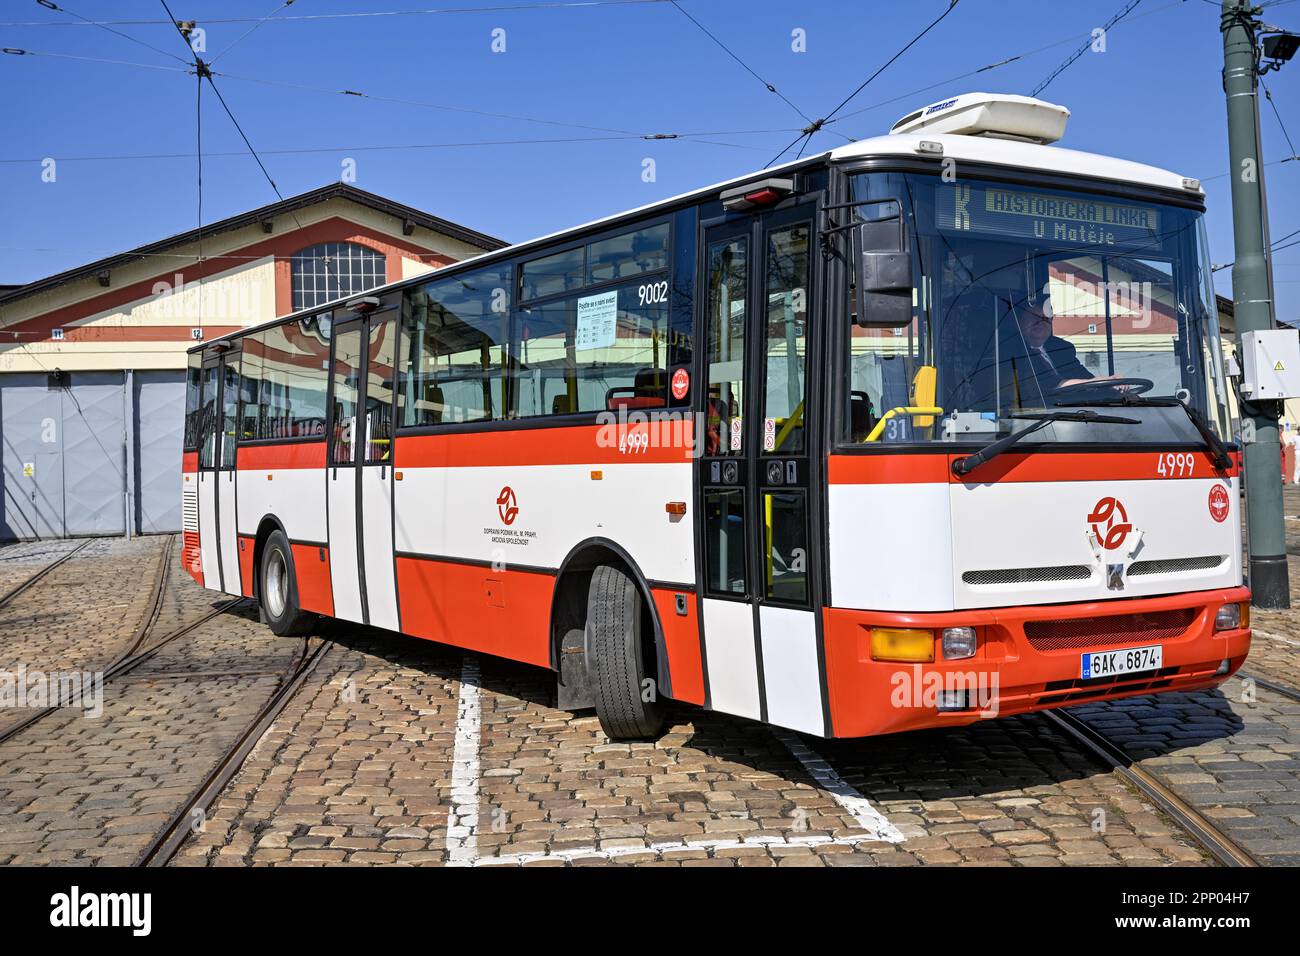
665, 501, 687, 516
870, 627, 935, 663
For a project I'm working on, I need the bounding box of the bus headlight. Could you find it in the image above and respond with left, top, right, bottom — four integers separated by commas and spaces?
1214, 603, 1245, 631
941, 626, 977, 660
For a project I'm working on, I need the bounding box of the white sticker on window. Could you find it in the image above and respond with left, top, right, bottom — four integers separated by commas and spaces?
575, 289, 619, 352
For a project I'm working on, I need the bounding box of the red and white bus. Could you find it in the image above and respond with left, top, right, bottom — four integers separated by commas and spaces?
181, 92, 1250, 740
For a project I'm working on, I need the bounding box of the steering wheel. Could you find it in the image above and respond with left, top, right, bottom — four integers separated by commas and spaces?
1051, 376, 1155, 399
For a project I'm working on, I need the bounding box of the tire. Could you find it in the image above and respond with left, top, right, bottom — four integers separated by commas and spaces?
260, 530, 316, 636
587, 564, 664, 739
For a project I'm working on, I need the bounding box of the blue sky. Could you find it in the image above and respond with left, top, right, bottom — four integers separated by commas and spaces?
1, 0, 1297, 319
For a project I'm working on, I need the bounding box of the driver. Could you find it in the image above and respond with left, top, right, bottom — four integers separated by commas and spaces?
1008, 300, 1093, 393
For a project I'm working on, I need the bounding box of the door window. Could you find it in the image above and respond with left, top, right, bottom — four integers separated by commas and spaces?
220, 359, 239, 469
198, 364, 219, 469
331, 325, 362, 464
364, 317, 396, 463
705, 237, 747, 457
760, 224, 810, 454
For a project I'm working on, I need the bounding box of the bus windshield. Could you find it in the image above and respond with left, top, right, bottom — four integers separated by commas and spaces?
844, 171, 1232, 448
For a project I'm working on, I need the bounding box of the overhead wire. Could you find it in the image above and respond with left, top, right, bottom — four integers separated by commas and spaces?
2, 0, 678, 27
765, 0, 961, 168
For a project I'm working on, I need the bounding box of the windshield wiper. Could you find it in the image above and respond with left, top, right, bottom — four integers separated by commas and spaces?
1056, 394, 1233, 472
951, 410, 1140, 477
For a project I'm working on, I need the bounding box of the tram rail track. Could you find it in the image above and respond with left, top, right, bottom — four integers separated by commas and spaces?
136, 637, 331, 867
1043, 708, 1259, 867
1238, 670, 1300, 704
0, 533, 328, 869
0, 538, 92, 611
0, 536, 243, 747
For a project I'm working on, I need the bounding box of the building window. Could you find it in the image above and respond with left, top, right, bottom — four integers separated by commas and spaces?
291, 241, 386, 311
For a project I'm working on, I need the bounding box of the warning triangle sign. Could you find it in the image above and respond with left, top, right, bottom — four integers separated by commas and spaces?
1275, 361, 1286, 372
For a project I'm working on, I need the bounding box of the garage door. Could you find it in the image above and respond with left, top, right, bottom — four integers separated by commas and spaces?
134, 371, 185, 534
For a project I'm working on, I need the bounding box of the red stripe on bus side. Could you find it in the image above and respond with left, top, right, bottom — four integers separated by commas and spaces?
827, 450, 1240, 485
236, 441, 327, 471
395, 555, 552, 668
394, 420, 695, 468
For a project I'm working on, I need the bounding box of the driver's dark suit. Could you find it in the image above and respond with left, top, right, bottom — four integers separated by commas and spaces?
1011, 336, 1092, 394
952, 328, 1094, 412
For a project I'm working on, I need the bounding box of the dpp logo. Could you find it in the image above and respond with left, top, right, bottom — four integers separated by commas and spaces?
497, 486, 518, 525
1088, 496, 1132, 551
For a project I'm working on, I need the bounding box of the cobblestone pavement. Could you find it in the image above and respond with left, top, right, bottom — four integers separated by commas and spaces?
2, 531, 1296, 868
0, 539, 83, 596
0, 543, 313, 865
172, 636, 1212, 868
0, 536, 170, 681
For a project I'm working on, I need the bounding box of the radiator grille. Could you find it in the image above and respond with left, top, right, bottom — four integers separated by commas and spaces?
1024, 607, 1197, 652
181, 487, 199, 533
1127, 555, 1225, 577
963, 565, 1092, 586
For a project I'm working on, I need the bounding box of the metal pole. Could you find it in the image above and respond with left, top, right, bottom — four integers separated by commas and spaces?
1221, 0, 1288, 607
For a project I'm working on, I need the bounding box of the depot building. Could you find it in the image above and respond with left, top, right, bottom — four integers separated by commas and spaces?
0, 184, 503, 541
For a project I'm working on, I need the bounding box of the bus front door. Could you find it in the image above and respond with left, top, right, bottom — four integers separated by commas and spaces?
327, 311, 400, 630
696, 204, 825, 735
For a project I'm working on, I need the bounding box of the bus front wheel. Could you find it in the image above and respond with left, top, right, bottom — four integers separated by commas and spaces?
587, 564, 664, 740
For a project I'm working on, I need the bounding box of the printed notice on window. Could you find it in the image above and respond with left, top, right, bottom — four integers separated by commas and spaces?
575, 289, 619, 352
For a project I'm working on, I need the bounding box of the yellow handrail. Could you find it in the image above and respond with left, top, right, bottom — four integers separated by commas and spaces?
863, 406, 944, 443
773, 401, 804, 451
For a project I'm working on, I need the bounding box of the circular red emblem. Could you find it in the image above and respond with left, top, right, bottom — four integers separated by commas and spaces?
1208, 484, 1230, 523
1088, 496, 1132, 551
497, 486, 518, 525
671, 367, 690, 401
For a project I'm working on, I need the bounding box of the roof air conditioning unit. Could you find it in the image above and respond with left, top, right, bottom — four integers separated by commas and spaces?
889, 92, 1070, 145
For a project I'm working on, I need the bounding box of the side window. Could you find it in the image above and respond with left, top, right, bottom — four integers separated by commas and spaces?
398, 265, 510, 426
258, 316, 331, 439
587, 222, 670, 284
183, 350, 203, 451
513, 280, 669, 418
521, 246, 584, 301
239, 333, 264, 442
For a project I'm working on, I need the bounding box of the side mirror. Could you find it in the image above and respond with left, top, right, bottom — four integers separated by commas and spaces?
854, 200, 913, 328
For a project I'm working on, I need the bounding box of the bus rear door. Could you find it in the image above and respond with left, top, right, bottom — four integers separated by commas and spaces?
197, 347, 242, 595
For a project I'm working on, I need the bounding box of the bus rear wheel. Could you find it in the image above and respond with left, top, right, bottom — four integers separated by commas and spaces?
260, 530, 316, 636
587, 564, 664, 740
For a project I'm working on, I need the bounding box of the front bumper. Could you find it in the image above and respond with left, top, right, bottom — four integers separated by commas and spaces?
821, 586, 1251, 738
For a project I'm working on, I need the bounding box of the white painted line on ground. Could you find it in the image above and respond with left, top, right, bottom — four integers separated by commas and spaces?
444, 653, 482, 867
474, 832, 900, 866
770, 727, 906, 844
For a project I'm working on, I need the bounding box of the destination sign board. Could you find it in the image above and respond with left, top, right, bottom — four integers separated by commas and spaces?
935, 184, 1161, 247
